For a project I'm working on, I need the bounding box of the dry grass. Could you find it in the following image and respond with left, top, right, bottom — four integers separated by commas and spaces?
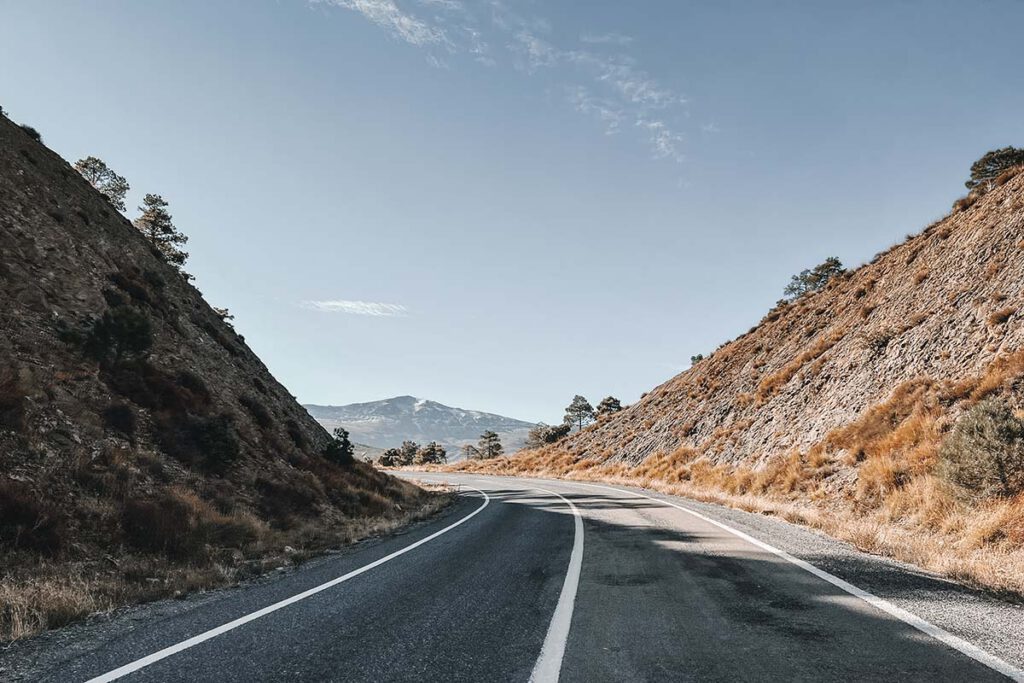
441, 350, 1024, 598
756, 328, 845, 401
988, 306, 1015, 326
0, 485, 452, 642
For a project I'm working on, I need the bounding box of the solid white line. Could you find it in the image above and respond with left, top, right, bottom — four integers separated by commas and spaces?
85, 489, 491, 683
529, 486, 585, 683
574, 481, 1024, 682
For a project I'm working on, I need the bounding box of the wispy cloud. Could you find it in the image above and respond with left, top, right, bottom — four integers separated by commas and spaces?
316, 0, 448, 46
301, 299, 409, 316
314, 0, 690, 165
580, 31, 633, 46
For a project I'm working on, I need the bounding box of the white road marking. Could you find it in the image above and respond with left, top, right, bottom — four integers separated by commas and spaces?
529, 486, 585, 683
575, 481, 1024, 682
84, 489, 491, 683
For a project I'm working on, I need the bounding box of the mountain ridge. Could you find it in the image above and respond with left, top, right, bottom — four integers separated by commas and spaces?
304, 395, 537, 457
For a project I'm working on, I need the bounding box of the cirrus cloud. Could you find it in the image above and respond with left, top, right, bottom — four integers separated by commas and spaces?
301, 299, 409, 316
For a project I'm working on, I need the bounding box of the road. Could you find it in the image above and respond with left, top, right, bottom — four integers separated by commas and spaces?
3, 472, 1024, 682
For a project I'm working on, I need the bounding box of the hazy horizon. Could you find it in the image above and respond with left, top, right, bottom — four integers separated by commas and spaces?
3, 0, 1023, 423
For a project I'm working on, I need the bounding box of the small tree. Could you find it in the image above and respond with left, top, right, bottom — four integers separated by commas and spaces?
478, 431, 503, 459
324, 427, 355, 466
939, 398, 1024, 498
525, 422, 572, 449
461, 444, 481, 460
596, 396, 623, 418
564, 395, 595, 431
415, 441, 447, 465
397, 441, 420, 466
379, 448, 401, 467
74, 156, 130, 211
784, 256, 844, 299
133, 194, 191, 278
966, 147, 1024, 190
690, 354, 704, 365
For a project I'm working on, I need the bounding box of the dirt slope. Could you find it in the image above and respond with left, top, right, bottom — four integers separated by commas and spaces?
0, 114, 443, 640
454, 166, 1024, 594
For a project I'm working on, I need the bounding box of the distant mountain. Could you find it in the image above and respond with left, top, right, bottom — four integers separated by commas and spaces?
304, 396, 537, 460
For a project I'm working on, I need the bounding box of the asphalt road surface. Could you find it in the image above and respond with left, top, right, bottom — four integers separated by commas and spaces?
4, 473, 1024, 682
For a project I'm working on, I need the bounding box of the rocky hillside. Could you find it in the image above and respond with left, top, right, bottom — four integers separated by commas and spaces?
0, 114, 443, 640
567, 169, 1024, 468
305, 395, 537, 457
456, 164, 1024, 594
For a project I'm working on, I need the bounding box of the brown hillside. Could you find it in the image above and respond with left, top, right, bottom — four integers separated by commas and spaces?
454, 165, 1024, 594
0, 115, 444, 640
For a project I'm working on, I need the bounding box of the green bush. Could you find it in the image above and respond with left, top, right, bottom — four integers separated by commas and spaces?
156, 413, 241, 474
939, 398, 1024, 498
79, 306, 153, 362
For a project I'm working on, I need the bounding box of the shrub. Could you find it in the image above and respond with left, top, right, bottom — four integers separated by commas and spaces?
238, 394, 273, 429
122, 490, 259, 561
256, 474, 322, 526
79, 306, 153, 362
323, 427, 355, 466
0, 367, 27, 432
988, 307, 1014, 326
939, 398, 1024, 498
285, 419, 307, 449
102, 404, 136, 439
19, 124, 41, 141
156, 413, 240, 474
0, 482, 63, 555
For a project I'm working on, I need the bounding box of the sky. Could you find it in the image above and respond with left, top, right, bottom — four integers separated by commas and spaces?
2, 1, 1024, 423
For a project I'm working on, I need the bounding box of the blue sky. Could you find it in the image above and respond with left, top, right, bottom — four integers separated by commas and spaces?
2, 1, 1023, 423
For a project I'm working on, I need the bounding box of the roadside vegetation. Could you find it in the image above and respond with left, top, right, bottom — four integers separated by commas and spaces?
448, 151, 1024, 597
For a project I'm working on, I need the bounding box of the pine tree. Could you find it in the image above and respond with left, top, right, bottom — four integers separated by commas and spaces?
596, 396, 623, 418
478, 431, 503, 459
397, 441, 420, 466
133, 194, 191, 278
415, 441, 447, 465
783, 257, 843, 299
564, 395, 595, 431
966, 147, 1024, 190
74, 156, 130, 211
461, 444, 481, 460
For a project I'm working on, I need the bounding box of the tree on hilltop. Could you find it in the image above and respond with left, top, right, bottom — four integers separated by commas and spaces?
564, 395, 595, 431
596, 396, 623, 418
133, 194, 191, 279
783, 256, 844, 299
966, 147, 1024, 191
74, 156, 130, 211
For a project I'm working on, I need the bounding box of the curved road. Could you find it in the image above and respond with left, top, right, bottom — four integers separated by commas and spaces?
4, 473, 1023, 682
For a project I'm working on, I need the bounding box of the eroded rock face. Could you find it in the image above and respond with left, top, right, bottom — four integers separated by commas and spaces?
563, 170, 1024, 468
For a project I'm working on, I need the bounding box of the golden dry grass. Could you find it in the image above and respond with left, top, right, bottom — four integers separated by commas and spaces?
441, 349, 1024, 598
0, 490, 452, 642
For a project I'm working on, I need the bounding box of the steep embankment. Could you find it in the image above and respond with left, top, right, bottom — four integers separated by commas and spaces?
455, 166, 1024, 594
0, 115, 445, 641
